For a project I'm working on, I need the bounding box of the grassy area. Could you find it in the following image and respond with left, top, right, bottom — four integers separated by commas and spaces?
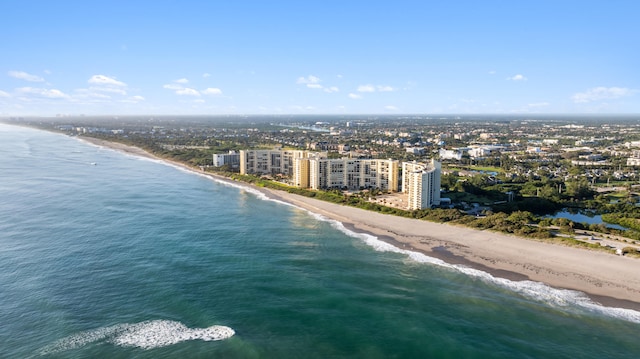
468, 165, 504, 173
592, 180, 639, 187
445, 165, 504, 173
607, 192, 630, 198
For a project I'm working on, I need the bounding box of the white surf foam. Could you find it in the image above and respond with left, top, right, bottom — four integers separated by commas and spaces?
205, 176, 273, 201
37, 320, 234, 355
112, 320, 235, 349
300, 213, 640, 324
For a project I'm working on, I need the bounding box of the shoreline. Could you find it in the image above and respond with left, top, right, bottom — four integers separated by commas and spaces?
78, 135, 640, 312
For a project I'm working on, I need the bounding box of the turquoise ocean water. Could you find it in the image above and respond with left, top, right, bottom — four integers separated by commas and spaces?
1, 123, 640, 358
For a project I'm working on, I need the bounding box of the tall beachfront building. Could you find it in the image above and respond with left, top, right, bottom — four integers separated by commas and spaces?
308, 158, 399, 192
402, 159, 441, 210
239, 149, 399, 192
239, 149, 322, 177
292, 152, 327, 188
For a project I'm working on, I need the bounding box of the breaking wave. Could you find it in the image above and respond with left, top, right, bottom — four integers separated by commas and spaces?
37, 320, 234, 355
303, 211, 640, 325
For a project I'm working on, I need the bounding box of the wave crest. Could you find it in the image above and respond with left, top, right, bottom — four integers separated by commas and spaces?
38, 320, 234, 355
318, 215, 640, 324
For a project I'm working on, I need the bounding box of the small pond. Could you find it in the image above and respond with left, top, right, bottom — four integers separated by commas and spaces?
546, 209, 628, 230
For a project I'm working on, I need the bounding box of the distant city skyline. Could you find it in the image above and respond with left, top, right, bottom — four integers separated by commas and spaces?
1, 1, 638, 116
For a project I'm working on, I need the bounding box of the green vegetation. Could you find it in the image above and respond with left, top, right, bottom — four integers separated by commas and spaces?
622, 247, 640, 258
447, 165, 504, 173
601, 213, 640, 232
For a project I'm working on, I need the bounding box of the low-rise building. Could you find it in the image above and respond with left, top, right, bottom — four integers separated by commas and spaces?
627, 150, 640, 166
212, 151, 240, 168
439, 148, 462, 160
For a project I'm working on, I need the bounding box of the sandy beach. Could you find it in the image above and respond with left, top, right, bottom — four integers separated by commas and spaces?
80, 136, 640, 310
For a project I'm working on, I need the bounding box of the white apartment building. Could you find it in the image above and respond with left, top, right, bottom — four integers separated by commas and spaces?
240, 149, 318, 176
439, 148, 462, 160
627, 150, 640, 166
402, 159, 441, 210
240, 149, 400, 192
212, 151, 240, 168
308, 158, 399, 192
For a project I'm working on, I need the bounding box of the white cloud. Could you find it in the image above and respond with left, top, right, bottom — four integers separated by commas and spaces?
296, 75, 323, 89
193, 99, 206, 103
572, 87, 635, 103
164, 81, 218, 97
507, 74, 527, 81
385, 105, 399, 111
297, 75, 321, 84
297, 75, 340, 92
0, 90, 10, 97
357, 84, 395, 92
377, 85, 395, 92
357, 84, 376, 92
176, 88, 200, 96
202, 87, 223, 96
203, 73, 211, 78
88, 75, 127, 87
348, 93, 362, 99
163, 84, 183, 90
175, 78, 189, 84
8, 71, 45, 82
488, 70, 496, 75
17, 87, 68, 98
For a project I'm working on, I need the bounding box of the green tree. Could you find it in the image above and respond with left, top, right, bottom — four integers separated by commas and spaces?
565, 178, 595, 200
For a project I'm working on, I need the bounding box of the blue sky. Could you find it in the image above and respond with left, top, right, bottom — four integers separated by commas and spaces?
1, 1, 638, 116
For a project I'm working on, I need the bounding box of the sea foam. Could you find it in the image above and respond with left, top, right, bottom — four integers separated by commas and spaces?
298, 210, 640, 324
371, 234, 640, 324
37, 320, 234, 355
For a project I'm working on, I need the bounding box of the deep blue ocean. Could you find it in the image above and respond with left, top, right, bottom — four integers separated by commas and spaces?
1, 123, 640, 358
